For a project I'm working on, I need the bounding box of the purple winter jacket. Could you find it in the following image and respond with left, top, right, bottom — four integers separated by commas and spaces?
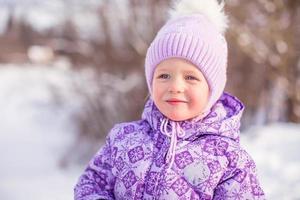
74, 93, 265, 200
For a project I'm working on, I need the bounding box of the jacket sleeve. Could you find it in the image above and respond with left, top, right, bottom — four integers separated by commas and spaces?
213, 149, 266, 200
74, 127, 118, 200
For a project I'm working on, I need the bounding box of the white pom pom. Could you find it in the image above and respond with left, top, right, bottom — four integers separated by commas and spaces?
168, 0, 228, 34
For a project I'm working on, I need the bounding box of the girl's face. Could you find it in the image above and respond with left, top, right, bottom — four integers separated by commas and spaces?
152, 58, 210, 121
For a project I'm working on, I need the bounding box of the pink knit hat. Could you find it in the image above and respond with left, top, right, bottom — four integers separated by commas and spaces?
145, 0, 228, 113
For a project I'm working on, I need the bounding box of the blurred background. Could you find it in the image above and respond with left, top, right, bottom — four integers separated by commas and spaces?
0, 0, 299, 199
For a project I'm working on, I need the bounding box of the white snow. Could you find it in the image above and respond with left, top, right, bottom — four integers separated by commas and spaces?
0, 64, 83, 200
0, 64, 299, 199
241, 124, 300, 200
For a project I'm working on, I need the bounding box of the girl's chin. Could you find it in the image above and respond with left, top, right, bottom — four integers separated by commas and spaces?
164, 112, 203, 122
164, 114, 190, 121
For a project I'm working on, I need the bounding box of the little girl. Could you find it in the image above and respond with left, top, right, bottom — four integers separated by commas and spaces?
74, 0, 265, 199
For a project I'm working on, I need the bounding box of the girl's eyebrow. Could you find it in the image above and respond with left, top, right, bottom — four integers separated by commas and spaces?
155, 68, 199, 74
183, 70, 199, 74
156, 68, 169, 72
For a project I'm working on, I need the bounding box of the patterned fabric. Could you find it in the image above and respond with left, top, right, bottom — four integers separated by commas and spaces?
74, 93, 265, 200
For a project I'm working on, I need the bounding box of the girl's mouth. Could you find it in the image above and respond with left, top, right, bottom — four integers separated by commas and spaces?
166, 99, 187, 105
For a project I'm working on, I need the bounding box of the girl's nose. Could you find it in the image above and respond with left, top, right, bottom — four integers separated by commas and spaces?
168, 78, 184, 93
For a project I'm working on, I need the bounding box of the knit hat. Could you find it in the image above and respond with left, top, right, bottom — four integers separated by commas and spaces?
145, 0, 228, 113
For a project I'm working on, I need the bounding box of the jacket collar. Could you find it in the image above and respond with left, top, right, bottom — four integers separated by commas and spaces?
141, 92, 244, 168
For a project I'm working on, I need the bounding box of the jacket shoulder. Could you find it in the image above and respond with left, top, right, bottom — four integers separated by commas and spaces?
221, 140, 261, 182
198, 135, 258, 177
216, 141, 265, 197
107, 120, 150, 142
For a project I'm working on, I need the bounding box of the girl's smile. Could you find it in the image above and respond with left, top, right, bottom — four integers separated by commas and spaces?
166, 98, 188, 105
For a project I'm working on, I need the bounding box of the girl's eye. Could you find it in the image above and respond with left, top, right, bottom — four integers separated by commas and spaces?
185, 75, 199, 81
158, 74, 170, 79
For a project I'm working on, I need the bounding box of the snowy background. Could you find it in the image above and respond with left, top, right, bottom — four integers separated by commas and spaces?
0, 64, 299, 200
